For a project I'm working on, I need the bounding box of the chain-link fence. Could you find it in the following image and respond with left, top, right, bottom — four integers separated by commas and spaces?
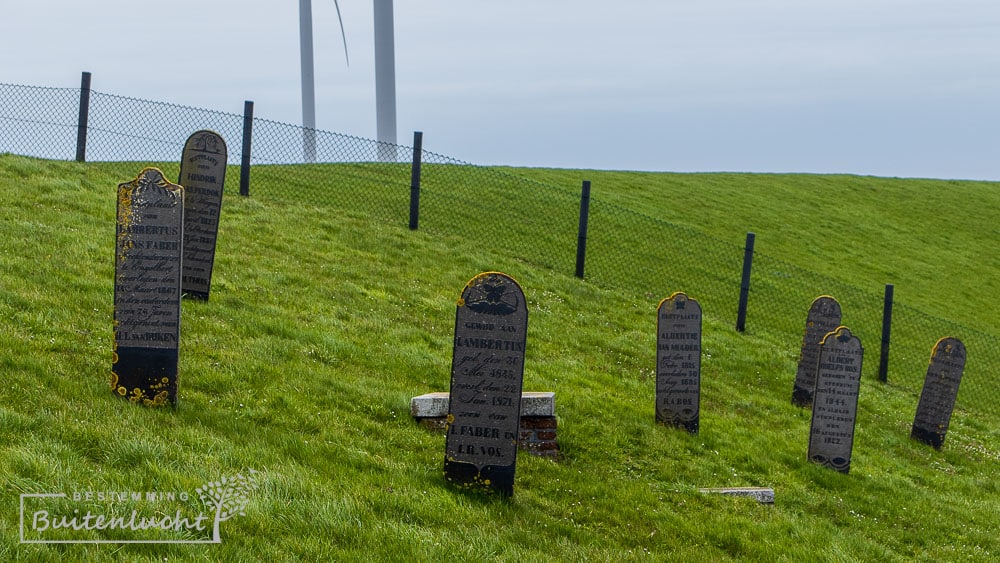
2, 77, 997, 422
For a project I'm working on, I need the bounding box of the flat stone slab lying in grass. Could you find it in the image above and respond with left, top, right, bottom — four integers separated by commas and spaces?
699, 487, 775, 504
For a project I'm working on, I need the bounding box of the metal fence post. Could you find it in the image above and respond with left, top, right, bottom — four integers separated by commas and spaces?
879, 283, 894, 383
409, 131, 423, 230
75, 71, 92, 162
736, 232, 756, 332
239, 100, 254, 197
575, 180, 591, 279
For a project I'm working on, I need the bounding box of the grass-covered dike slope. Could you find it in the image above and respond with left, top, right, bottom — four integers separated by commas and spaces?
1, 154, 998, 561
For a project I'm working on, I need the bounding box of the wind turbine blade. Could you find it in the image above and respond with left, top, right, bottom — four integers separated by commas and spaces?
333, 0, 350, 66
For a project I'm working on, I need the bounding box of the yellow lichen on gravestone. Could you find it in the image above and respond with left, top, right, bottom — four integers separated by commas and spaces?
116, 179, 138, 266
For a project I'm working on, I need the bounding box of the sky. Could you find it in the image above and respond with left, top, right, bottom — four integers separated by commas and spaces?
2, 0, 999, 180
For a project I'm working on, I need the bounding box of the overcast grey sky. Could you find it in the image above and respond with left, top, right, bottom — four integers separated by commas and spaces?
2, 1, 999, 179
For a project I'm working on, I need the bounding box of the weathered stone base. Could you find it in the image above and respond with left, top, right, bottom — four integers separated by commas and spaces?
699, 487, 775, 504
411, 392, 559, 459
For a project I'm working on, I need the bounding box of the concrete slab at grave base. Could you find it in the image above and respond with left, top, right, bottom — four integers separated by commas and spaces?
411, 392, 559, 459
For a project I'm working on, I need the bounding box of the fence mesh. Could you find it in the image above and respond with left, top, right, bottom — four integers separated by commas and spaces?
0, 84, 79, 160
1, 79, 997, 422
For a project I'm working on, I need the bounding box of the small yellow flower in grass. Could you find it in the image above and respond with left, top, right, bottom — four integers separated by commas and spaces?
117, 386, 127, 396
457, 298, 465, 307
110, 372, 118, 389
446, 413, 455, 424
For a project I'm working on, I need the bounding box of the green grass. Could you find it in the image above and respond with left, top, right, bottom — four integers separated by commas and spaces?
2, 154, 999, 560
507, 168, 1000, 336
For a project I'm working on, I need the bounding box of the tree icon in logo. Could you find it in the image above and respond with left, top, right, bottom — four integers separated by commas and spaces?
196, 470, 260, 543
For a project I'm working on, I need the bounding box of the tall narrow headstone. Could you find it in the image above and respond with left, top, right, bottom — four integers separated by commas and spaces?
655, 292, 702, 433
444, 272, 527, 496
807, 326, 863, 474
792, 296, 842, 407
911, 337, 966, 450
111, 167, 183, 407
179, 130, 227, 300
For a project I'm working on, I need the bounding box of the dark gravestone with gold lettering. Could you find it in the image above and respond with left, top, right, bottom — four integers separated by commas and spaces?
444, 272, 527, 496
807, 326, 863, 474
792, 296, 842, 407
179, 130, 227, 300
111, 168, 183, 407
655, 292, 702, 433
911, 337, 966, 450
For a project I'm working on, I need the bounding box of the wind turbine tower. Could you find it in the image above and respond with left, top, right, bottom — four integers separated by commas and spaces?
374, 0, 397, 162
299, 1, 397, 163
299, 0, 318, 163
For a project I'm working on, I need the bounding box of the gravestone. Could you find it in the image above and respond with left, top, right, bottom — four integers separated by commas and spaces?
807, 326, 863, 474
655, 292, 702, 433
911, 337, 966, 450
112, 167, 183, 407
179, 130, 227, 300
792, 296, 842, 407
444, 272, 527, 496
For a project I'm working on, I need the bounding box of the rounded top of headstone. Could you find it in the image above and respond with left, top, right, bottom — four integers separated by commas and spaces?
820, 325, 860, 346
118, 168, 183, 209
932, 336, 966, 360
458, 272, 525, 317
809, 295, 842, 313
119, 167, 182, 193
464, 270, 520, 287
657, 291, 700, 312
183, 130, 228, 155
